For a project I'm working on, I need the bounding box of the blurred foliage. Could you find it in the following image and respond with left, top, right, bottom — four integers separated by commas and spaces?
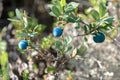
0, 31, 9, 80
22, 70, 29, 80
8, 9, 46, 40
41, 35, 55, 49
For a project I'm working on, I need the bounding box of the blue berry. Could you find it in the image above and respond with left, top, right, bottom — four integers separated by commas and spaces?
93, 32, 105, 43
18, 40, 28, 49
53, 27, 63, 37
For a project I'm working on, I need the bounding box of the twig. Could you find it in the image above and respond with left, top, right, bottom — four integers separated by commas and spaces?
80, 20, 89, 26
73, 19, 100, 37
29, 44, 44, 58
73, 27, 99, 37
55, 54, 77, 72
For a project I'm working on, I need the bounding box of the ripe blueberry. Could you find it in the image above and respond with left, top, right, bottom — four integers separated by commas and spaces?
93, 32, 105, 43
18, 40, 28, 49
53, 27, 63, 37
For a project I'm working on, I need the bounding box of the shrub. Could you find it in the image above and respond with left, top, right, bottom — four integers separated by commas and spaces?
8, 0, 116, 79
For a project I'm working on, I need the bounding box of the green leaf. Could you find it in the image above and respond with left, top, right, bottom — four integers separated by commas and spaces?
64, 5, 73, 14
27, 17, 39, 29
64, 2, 79, 14
28, 32, 38, 37
0, 41, 7, 52
52, 0, 59, 5
64, 13, 80, 23
41, 35, 54, 49
66, 17, 76, 23
22, 70, 29, 80
91, 10, 100, 20
99, 2, 107, 17
67, 71, 72, 79
46, 66, 56, 73
101, 0, 107, 3
49, 12, 57, 17
89, 24, 94, 31
60, 0, 66, 7
64, 36, 72, 46
8, 18, 20, 22
84, 25, 89, 34
89, 0, 97, 6
47, 4, 53, 9
55, 40, 62, 50
84, 37, 88, 42
74, 23, 80, 29
8, 11, 15, 18
69, 2, 79, 9
33, 24, 46, 32
1, 66, 9, 80
51, 6, 61, 17
23, 17, 28, 28
64, 46, 73, 53
20, 32, 28, 37
103, 17, 114, 24
99, 26, 109, 31
1, 52, 8, 66
15, 9, 22, 19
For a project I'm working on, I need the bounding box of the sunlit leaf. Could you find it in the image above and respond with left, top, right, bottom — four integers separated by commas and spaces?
64, 46, 73, 53
103, 17, 114, 24
41, 36, 55, 49
101, 0, 107, 4
89, 0, 97, 6
69, 2, 79, 9
60, 0, 66, 7
15, 9, 22, 19
71, 48, 77, 57
0, 41, 7, 52
64, 2, 79, 14
1, 52, 8, 66
8, 18, 19, 22
28, 32, 38, 37
64, 36, 72, 46
91, 10, 100, 20
33, 25, 46, 32
51, 6, 61, 17
99, 2, 107, 17
8, 11, 15, 18
49, 12, 57, 17
23, 17, 28, 28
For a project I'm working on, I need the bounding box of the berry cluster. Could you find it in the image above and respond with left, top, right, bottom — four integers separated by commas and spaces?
18, 27, 105, 50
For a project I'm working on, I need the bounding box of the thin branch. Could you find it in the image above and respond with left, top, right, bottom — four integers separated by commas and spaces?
80, 20, 89, 26
73, 27, 99, 37
29, 44, 44, 58
73, 19, 100, 37
55, 54, 77, 72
